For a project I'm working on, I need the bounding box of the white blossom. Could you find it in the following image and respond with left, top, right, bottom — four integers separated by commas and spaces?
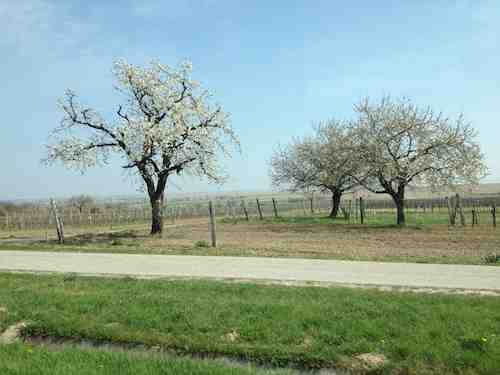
270, 120, 364, 218
353, 96, 487, 224
45, 59, 239, 234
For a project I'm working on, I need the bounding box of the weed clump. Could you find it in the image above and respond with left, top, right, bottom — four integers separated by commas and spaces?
194, 240, 210, 248
482, 253, 500, 264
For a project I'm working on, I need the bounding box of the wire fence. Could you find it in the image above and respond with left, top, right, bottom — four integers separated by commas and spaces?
215, 195, 499, 227
1, 193, 499, 233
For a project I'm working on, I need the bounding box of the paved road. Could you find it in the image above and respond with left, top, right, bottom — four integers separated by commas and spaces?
0, 251, 499, 291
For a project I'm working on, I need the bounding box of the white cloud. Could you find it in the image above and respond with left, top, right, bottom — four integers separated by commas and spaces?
131, 0, 162, 17
0, 0, 53, 46
0, 0, 101, 57
130, 0, 217, 19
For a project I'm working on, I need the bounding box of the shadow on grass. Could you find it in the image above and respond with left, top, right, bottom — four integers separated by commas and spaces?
42, 230, 145, 247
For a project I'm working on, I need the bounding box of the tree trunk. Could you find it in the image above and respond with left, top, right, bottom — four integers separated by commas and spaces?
150, 197, 164, 235
329, 190, 342, 219
390, 185, 406, 226
142, 171, 168, 236
395, 197, 405, 225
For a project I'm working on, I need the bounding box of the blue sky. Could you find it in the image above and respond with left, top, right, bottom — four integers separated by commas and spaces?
1, 0, 499, 200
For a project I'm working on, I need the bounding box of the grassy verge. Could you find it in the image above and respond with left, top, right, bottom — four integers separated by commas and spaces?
1, 273, 500, 374
0, 344, 293, 375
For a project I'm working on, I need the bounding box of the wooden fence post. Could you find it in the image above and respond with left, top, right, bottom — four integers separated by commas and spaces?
456, 193, 466, 226
492, 204, 497, 227
256, 199, 263, 220
341, 203, 350, 222
50, 199, 64, 244
310, 197, 314, 214
241, 200, 249, 221
208, 201, 217, 247
232, 200, 238, 219
272, 198, 279, 218
446, 196, 456, 226
359, 197, 365, 224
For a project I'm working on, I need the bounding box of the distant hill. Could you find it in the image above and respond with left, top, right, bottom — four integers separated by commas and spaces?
2, 183, 499, 206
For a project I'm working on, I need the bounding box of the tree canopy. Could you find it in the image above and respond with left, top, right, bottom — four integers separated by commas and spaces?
270, 120, 363, 218
46, 60, 239, 234
353, 96, 487, 224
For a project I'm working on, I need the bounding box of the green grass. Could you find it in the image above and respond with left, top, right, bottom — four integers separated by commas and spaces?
221, 211, 453, 226
0, 344, 293, 375
1, 273, 500, 374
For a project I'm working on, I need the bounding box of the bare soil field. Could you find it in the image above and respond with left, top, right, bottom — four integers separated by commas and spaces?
1, 217, 499, 265
152, 221, 500, 262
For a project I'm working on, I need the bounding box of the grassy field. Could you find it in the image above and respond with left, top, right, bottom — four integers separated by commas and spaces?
1, 214, 499, 265
1, 273, 500, 374
0, 344, 293, 375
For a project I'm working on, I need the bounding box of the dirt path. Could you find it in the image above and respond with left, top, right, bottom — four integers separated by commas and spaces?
1, 251, 499, 293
